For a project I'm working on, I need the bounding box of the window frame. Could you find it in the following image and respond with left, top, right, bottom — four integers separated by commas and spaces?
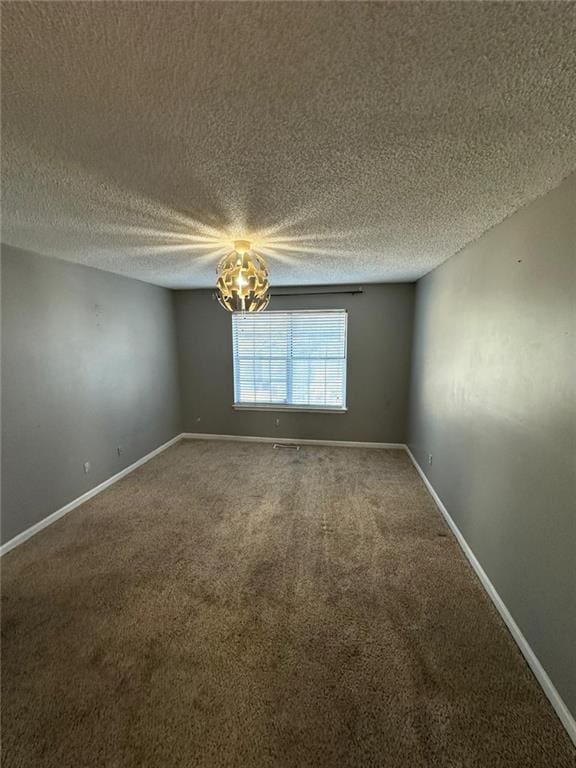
231, 309, 348, 413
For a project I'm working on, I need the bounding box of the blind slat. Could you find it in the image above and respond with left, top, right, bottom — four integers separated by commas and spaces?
232, 311, 347, 408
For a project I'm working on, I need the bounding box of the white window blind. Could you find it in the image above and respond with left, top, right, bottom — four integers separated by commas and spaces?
232, 310, 347, 410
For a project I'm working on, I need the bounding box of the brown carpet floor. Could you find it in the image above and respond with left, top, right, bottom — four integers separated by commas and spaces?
2, 441, 574, 767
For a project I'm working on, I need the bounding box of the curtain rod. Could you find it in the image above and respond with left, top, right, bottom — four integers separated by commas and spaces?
269, 285, 363, 297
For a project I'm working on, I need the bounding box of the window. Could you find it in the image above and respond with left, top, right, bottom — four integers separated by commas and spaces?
232, 310, 347, 411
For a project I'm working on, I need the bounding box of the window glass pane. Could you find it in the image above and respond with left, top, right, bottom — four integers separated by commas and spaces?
291, 359, 346, 407
232, 310, 347, 409
291, 313, 346, 359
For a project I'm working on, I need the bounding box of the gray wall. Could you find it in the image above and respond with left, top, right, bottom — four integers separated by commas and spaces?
175, 285, 415, 443
1, 245, 181, 544
408, 174, 576, 716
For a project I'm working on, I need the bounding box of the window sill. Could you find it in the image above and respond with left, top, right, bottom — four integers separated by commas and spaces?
233, 404, 347, 414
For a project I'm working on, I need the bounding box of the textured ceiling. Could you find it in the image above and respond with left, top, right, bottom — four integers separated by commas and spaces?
2, 2, 576, 288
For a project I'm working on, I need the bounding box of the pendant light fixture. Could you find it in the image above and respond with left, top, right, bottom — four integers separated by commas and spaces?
216, 240, 270, 312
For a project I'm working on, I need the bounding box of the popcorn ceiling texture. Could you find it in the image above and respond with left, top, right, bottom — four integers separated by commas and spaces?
2, 1, 576, 288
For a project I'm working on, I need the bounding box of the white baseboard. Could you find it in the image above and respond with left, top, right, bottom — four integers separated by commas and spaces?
405, 446, 576, 746
0, 434, 182, 557
181, 432, 405, 450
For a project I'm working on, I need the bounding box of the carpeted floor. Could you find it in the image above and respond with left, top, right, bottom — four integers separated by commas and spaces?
1, 441, 574, 767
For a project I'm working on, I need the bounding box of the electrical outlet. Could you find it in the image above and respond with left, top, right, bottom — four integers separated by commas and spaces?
428, 454, 433, 466
275, 418, 280, 427
83, 461, 91, 474
117, 446, 123, 456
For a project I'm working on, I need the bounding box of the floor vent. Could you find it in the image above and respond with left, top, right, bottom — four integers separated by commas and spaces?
273, 443, 301, 451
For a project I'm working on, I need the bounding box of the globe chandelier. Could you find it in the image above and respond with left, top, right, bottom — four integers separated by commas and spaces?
216, 240, 270, 312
